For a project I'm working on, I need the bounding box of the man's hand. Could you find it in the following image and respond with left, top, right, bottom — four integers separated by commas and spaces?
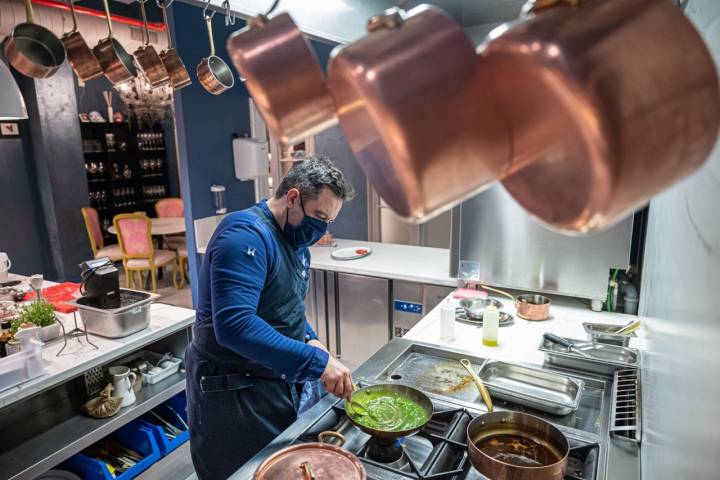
320, 355, 353, 400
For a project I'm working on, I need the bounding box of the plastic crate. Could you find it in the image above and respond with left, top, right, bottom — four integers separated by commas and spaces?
60, 422, 161, 480
138, 392, 190, 456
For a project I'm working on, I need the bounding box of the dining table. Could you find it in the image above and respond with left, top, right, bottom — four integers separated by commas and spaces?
107, 216, 186, 236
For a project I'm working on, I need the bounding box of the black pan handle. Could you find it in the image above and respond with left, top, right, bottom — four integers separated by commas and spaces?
543, 333, 574, 349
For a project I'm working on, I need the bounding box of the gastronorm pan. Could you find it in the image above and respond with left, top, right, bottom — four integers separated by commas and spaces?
539, 337, 639, 376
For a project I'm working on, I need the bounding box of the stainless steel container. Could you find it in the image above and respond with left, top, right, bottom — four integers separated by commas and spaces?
72, 289, 158, 338
477, 359, 583, 415
539, 337, 639, 376
583, 322, 636, 347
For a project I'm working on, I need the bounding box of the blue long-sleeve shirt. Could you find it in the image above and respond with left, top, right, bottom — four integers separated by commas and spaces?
195, 201, 329, 383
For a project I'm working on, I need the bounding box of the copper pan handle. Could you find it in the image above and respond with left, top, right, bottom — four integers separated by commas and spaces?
300, 461, 316, 480
205, 15, 215, 56
480, 284, 515, 301
100, 0, 114, 38
138, 0, 150, 46
24, 0, 34, 24
67, 0, 79, 32
318, 430, 346, 447
160, 4, 172, 48
460, 359, 493, 412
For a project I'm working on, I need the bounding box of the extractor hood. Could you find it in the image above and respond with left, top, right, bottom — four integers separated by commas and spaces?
0, 60, 27, 120
182, 0, 527, 45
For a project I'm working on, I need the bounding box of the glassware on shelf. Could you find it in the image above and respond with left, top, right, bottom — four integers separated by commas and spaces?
122, 164, 132, 179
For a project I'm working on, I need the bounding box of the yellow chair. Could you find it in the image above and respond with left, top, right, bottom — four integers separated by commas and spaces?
81, 207, 123, 261
113, 213, 179, 292
177, 242, 189, 288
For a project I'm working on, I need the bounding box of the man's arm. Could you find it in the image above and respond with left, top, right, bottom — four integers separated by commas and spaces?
209, 225, 328, 383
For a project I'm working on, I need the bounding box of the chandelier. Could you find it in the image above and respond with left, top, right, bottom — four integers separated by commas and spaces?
113, 73, 174, 125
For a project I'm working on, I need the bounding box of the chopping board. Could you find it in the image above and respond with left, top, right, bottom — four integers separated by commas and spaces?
23, 282, 80, 313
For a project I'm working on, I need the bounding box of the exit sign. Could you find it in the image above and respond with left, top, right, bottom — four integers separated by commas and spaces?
0, 123, 20, 137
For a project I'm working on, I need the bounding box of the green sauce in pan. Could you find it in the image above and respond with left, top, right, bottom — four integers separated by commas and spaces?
347, 390, 429, 432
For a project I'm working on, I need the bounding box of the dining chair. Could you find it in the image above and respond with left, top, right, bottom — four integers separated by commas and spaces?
177, 242, 189, 289
155, 197, 185, 250
81, 207, 123, 262
113, 213, 180, 292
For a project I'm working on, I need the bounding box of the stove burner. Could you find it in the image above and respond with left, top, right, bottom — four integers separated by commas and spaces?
365, 438, 404, 463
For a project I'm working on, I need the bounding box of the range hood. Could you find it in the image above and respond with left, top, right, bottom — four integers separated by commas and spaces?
0, 60, 27, 120
182, 0, 527, 45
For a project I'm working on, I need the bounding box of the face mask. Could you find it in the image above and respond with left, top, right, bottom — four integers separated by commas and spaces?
283, 195, 328, 248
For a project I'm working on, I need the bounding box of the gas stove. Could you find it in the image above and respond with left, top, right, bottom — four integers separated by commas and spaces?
296, 399, 599, 480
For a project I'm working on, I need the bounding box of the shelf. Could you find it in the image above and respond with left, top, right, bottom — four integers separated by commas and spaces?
87, 178, 110, 184
141, 173, 165, 178
0, 372, 187, 480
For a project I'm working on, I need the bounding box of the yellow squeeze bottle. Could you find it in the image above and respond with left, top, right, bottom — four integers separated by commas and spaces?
482, 305, 499, 347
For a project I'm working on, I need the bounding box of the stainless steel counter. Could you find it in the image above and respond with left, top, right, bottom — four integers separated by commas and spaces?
230, 338, 640, 479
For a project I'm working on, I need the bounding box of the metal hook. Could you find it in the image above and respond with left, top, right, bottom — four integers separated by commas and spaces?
264, 0, 280, 17
202, 0, 216, 19
223, 0, 236, 25
155, 0, 175, 8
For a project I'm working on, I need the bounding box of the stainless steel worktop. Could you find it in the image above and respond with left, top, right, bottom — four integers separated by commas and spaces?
230, 338, 640, 479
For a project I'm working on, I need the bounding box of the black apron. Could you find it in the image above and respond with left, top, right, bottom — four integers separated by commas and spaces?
185, 205, 312, 480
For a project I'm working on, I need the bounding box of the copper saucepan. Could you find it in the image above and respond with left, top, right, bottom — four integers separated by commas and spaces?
3, 0, 67, 79
227, 12, 337, 145
158, 2, 191, 90
134, 0, 170, 88
93, 0, 137, 85
484, 0, 720, 232
460, 359, 569, 480
197, 11, 234, 95
253, 431, 366, 480
61, 0, 103, 82
481, 285, 551, 321
327, 5, 511, 222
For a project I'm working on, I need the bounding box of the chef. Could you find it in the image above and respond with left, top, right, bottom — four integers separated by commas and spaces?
185, 155, 356, 479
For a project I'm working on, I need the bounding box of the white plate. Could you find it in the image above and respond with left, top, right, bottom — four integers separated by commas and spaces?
35, 470, 81, 480
330, 246, 372, 261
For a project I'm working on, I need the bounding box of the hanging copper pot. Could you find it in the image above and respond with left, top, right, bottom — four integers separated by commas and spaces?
61, 0, 103, 82
328, 6, 511, 222
93, 0, 137, 85
485, 0, 720, 232
159, 2, 191, 91
4, 0, 67, 79
197, 13, 234, 95
227, 12, 337, 145
134, 0, 170, 88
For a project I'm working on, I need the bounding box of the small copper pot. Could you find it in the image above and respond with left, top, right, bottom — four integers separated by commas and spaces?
197, 14, 234, 95
93, 0, 137, 85
133, 0, 170, 88
254, 431, 366, 480
515, 294, 551, 321
159, 4, 191, 91
61, 0, 103, 82
227, 13, 337, 145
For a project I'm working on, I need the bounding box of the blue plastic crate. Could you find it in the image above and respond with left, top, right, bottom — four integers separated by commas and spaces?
60, 422, 161, 480
139, 392, 190, 456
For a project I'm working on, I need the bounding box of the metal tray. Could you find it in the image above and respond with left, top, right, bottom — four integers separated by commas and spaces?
539, 337, 639, 375
71, 289, 159, 338
583, 322, 636, 347
477, 360, 584, 415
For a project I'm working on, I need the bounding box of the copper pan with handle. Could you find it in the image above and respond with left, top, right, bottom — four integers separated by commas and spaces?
93, 0, 137, 85
3, 0, 67, 79
158, 0, 192, 90
134, 0, 170, 88
61, 0, 103, 82
484, 0, 720, 233
197, 6, 234, 95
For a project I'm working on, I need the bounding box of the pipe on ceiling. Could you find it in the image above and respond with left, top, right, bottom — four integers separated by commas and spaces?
31, 0, 166, 31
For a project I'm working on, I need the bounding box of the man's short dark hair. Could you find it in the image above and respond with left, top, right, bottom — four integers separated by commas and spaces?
274, 153, 355, 201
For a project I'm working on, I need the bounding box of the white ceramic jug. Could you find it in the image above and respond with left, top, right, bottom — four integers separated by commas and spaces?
0, 252, 11, 282
108, 365, 137, 407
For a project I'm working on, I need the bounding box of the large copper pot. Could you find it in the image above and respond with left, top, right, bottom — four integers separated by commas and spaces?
328, 6, 511, 222
485, 0, 720, 233
227, 13, 337, 145
61, 0, 103, 82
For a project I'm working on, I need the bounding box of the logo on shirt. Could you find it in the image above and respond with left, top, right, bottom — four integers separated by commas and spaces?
246, 247, 256, 257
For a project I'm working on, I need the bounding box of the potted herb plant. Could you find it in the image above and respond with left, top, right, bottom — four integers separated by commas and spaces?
14, 301, 61, 342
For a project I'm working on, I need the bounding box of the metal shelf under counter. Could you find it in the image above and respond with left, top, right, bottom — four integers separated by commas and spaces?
0, 371, 186, 480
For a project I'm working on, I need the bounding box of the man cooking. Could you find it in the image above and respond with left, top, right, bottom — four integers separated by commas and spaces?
186, 155, 356, 479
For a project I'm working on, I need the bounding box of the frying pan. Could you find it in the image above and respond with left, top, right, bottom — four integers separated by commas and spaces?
3, 0, 67, 79
482, 284, 551, 321
158, 2, 191, 90
344, 384, 433, 440
134, 0, 170, 88
460, 359, 569, 480
61, 0, 103, 82
94, 0, 137, 85
197, 11, 234, 95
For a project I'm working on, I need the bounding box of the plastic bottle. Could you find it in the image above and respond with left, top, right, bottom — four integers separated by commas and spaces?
482, 305, 499, 347
440, 300, 455, 342
14, 327, 45, 377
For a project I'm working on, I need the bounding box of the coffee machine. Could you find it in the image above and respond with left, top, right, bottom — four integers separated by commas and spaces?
79, 257, 120, 309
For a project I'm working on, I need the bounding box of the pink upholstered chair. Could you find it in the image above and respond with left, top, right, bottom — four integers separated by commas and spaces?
155, 198, 184, 218
113, 213, 179, 292
81, 207, 122, 262
155, 198, 185, 250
